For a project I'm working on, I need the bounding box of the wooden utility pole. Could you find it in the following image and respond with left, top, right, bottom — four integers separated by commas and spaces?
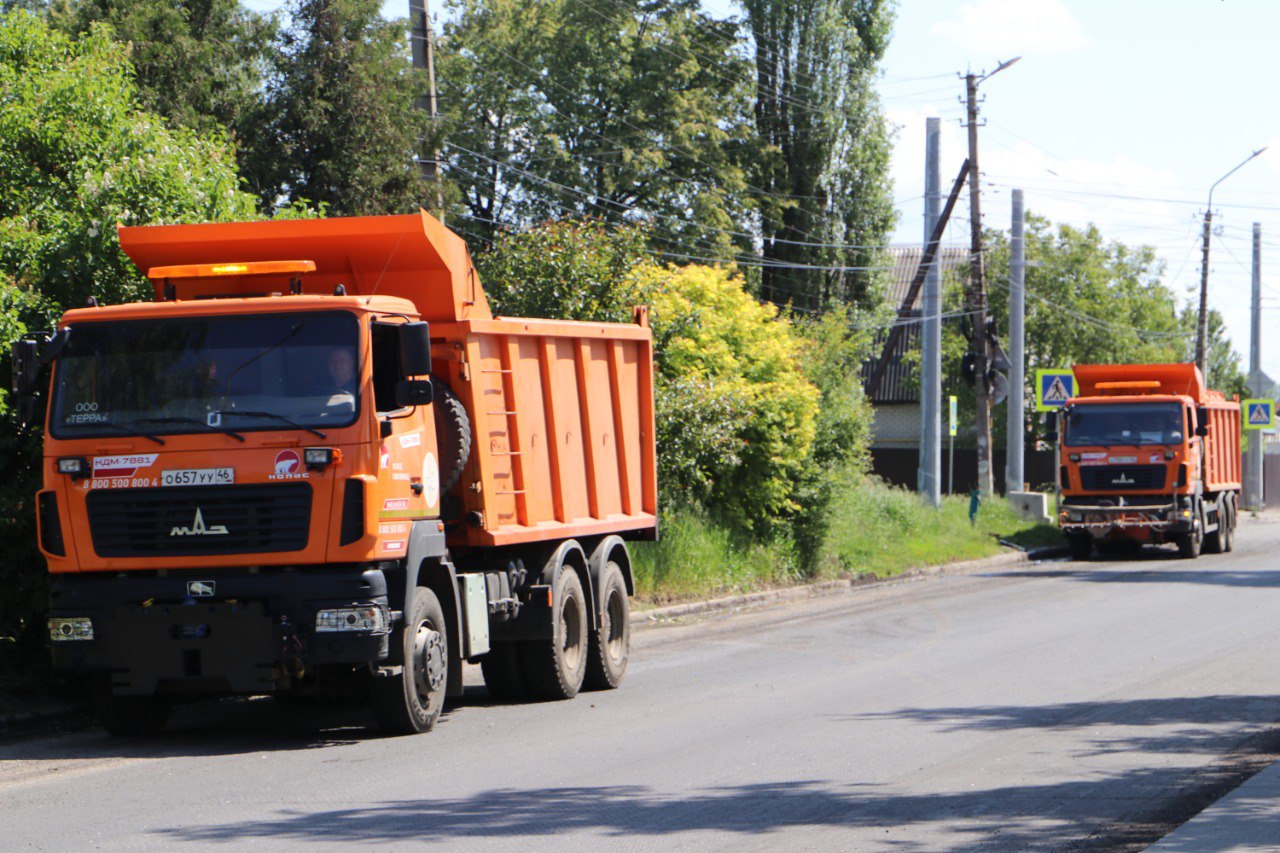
409, 0, 444, 215
964, 71, 994, 496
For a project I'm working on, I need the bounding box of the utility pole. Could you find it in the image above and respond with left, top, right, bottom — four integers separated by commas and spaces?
918, 117, 942, 508
409, 0, 444, 215
1245, 221, 1264, 509
1006, 188, 1025, 494
961, 58, 1019, 496
1196, 147, 1267, 371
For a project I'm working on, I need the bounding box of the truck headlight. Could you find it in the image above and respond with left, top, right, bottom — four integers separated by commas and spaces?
315, 605, 390, 634
48, 617, 94, 641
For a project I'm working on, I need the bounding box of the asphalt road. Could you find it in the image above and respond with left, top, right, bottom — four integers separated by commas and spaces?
5, 520, 1280, 851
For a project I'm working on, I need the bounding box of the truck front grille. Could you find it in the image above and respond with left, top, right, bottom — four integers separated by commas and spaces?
1079, 465, 1167, 491
87, 484, 311, 557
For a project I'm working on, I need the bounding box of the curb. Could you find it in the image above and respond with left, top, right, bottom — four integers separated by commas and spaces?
633, 544, 1069, 628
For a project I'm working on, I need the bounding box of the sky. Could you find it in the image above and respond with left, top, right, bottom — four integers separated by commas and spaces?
279, 0, 1280, 382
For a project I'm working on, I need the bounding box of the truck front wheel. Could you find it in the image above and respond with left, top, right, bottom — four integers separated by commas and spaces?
1177, 523, 1203, 559
584, 561, 629, 691
1067, 534, 1092, 561
370, 587, 448, 735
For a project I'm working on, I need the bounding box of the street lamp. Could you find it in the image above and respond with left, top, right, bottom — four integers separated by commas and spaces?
1196, 147, 1267, 372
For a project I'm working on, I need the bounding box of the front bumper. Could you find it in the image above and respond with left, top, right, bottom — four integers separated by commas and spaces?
1059, 496, 1194, 539
49, 567, 391, 696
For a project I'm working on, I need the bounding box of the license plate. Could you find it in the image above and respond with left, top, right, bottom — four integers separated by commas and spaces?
162, 467, 235, 487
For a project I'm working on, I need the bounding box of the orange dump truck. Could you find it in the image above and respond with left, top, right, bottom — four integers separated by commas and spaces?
1057, 363, 1240, 560
11, 210, 656, 736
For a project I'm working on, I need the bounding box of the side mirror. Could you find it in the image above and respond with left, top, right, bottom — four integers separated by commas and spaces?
398, 322, 432, 377
1195, 424, 1209, 437
11, 339, 38, 395
395, 378, 433, 408
1044, 430, 1059, 444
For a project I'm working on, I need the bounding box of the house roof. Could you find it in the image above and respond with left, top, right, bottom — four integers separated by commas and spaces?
863, 246, 969, 404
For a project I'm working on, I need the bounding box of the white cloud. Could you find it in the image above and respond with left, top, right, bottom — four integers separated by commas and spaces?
931, 0, 1090, 55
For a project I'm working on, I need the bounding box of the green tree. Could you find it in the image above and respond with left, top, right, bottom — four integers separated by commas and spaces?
0, 11, 262, 683
47, 0, 276, 148
242, 0, 433, 215
740, 0, 897, 310
440, 0, 756, 258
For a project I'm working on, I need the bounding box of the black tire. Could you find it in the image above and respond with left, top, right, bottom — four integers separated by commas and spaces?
584, 561, 630, 691
432, 381, 472, 494
1068, 534, 1092, 561
1223, 499, 1236, 552
1177, 525, 1203, 559
95, 690, 170, 737
370, 587, 448, 735
480, 642, 529, 701
520, 568, 588, 700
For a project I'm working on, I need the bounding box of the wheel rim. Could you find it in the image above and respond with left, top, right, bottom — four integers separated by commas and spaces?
604, 587, 626, 662
412, 621, 446, 704
561, 593, 583, 671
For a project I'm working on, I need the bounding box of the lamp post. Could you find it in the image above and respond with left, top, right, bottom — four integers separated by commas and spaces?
1196, 147, 1267, 372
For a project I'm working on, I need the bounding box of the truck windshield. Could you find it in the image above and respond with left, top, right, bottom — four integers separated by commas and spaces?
50, 311, 361, 439
1064, 402, 1183, 447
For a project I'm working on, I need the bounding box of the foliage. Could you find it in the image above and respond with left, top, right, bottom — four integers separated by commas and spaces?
439, 0, 756, 259
789, 305, 882, 567
0, 11, 261, 309
642, 262, 820, 535
474, 220, 651, 323
241, 0, 434, 215
47, 0, 277, 148
739, 0, 898, 309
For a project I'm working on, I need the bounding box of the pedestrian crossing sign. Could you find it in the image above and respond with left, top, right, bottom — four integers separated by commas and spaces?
1035, 369, 1076, 412
1243, 398, 1274, 430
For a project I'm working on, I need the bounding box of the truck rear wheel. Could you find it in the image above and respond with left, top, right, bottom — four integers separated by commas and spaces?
1224, 498, 1236, 552
95, 689, 170, 737
521, 568, 588, 700
370, 587, 447, 735
584, 561, 629, 691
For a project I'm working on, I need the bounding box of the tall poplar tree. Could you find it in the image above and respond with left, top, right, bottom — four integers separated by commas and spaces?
740, 0, 897, 310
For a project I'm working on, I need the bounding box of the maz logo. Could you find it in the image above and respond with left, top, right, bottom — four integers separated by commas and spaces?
1112, 474, 1135, 485
170, 508, 228, 537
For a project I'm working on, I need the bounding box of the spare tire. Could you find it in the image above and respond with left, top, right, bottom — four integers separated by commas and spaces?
433, 380, 472, 495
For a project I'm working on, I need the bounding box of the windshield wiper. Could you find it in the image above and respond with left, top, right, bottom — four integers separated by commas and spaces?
78, 419, 166, 445
136, 416, 246, 442
211, 410, 326, 439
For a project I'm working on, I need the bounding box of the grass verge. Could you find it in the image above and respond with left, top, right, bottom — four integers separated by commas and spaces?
631, 476, 1062, 604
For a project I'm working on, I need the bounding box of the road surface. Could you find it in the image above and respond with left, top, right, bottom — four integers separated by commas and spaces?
4, 521, 1280, 850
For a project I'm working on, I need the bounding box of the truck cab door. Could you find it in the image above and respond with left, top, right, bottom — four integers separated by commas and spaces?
370, 321, 440, 558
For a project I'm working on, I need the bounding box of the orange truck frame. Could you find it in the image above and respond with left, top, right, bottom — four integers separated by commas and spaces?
1056, 363, 1240, 560
11, 211, 657, 736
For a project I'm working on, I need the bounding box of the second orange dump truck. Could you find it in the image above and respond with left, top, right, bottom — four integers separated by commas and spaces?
1057, 363, 1240, 560
12, 210, 657, 736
